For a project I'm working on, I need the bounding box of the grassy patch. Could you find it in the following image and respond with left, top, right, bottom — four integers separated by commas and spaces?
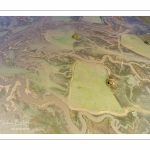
46, 28, 76, 49
69, 61, 124, 113
137, 16, 150, 25
29, 81, 46, 98
121, 34, 150, 59
52, 16, 71, 22
82, 16, 103, 24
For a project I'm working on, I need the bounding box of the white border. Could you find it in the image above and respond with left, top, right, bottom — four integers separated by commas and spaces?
0, 11, 150, 16
0, 134, 150, 139
0, 0, 150, 11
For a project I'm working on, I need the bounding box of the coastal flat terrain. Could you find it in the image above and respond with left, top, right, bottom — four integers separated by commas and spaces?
0, 16, 150, 134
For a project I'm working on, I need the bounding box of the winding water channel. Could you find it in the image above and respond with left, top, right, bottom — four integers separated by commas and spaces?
1, 52, 145, 133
